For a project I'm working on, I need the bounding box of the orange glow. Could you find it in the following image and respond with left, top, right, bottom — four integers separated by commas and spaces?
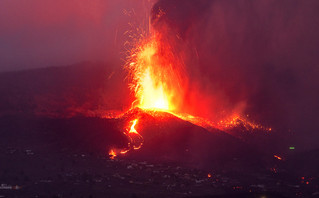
126, 118, 144, 150
171, 113, 272, 133
127, 33, 184, 112
207, 173, 212, 178
109, 149, 116, 160
274, 155, 283, 160
120, 149, 129, 154
216, 115, 272, 131
129, 119, 138, 134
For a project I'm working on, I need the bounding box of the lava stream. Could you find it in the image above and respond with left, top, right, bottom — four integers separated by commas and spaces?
108, 119, 144, 159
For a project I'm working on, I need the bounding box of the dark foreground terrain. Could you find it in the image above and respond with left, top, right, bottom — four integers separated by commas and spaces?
0, 115, 318, 198
0, 64, 318, 197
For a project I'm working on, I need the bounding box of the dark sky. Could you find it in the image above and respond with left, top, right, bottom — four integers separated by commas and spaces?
0, 0, 150, 71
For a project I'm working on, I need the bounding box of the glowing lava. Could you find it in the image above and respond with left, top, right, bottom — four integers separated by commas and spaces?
109, 118, 144, 159
127, 33, 184, 112
127, 119, 144, 150
129, 119, 139, 134
109, 149, 116, 160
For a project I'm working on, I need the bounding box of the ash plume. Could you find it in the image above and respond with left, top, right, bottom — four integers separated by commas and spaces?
151, 0, 319, 150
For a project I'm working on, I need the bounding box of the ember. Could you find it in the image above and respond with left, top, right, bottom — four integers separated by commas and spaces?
109, 149, 117, 160
273, 155, 283, 160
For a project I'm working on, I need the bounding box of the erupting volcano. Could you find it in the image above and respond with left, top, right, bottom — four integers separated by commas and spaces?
108, 5, 271, 160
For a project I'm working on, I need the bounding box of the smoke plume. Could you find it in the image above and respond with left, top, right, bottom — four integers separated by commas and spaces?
151, 0, 319, 150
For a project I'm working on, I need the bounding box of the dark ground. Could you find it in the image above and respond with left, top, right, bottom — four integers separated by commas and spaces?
0, 64, 318, 197
0, 115, 318, 198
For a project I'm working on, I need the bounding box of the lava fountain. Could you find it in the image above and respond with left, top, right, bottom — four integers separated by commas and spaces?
127, 32, 185, 112
109, 31, 183, 159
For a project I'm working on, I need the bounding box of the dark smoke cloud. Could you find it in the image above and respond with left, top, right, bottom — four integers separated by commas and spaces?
151, 0, 319, 150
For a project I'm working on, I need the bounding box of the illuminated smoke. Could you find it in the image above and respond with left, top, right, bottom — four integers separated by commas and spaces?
150, 0, 319, 149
